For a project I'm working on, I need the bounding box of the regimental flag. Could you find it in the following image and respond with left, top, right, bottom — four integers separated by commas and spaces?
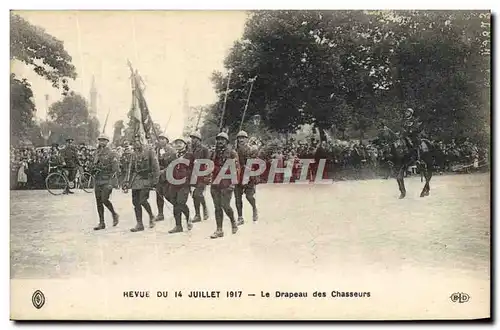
127, 77, 145, 142
134, 82, 154, 140
127, 61, 155, 142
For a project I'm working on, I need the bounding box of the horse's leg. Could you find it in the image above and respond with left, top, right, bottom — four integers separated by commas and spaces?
419, 162, 428, 197
424, 164, 432, 196
419, 160, 432, 197
396, 165, 406, 199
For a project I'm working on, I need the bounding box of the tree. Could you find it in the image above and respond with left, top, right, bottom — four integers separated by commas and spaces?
207, 10, 490, 145
377, 11, 490, 143
47, 92, 100, 144
112, 120, 125, 146
10, 13, 76, 91
211, 11, 391, 140
10, 13, 77, 146
10, 74, 36, 145
199, 103, 224, 146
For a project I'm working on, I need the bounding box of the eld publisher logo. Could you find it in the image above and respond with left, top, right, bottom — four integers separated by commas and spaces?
450, 292, 470, 303
32, 290, 45, 309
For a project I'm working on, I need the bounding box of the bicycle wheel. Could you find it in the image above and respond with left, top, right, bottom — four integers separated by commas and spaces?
80, 172, 95, 193
46, 172, 68, 195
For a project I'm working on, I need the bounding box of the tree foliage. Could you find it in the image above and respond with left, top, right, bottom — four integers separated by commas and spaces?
201, 10, 490, 144
10, 13, 78, 146
47, 92, 100, 145
10, 13, 76, 92
10, 74, 36, 145
112, 120, 125, 146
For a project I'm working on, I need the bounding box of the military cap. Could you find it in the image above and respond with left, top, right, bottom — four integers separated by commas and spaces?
172, 137, 187, 145
237, 130, 248, 138
189, 131, 202, 140
97, 133, 110, 141
216, 132, 229, 141
158, 134, 169, 141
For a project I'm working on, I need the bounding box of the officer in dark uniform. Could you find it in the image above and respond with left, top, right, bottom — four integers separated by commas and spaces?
61, 137, 79, 194
154, 134, 177, 221
189, 131, 210, 223
92, 134, 120, 230
122, 134, 160, 232
234, 130, 259, 225
48, 143, 63, 172
167, 138, 194, 233
210, 132, 240, 239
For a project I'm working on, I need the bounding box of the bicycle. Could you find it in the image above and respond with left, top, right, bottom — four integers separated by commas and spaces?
45, 165, 95, 195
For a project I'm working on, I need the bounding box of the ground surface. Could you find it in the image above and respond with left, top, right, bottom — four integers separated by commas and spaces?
10, 173, 491, 319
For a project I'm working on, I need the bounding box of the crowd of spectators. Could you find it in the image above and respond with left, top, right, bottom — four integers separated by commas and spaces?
10, 136, 489, 190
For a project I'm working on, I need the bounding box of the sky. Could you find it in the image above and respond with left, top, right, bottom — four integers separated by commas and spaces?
11, 10, 248, 139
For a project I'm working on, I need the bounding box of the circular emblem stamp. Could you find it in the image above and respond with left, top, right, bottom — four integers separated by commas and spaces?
32, 290, 45, 309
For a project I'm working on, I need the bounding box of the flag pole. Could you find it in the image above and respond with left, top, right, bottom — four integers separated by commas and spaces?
195, 107, 204, 131
239, 77, 256, 132
102, 108, 111, 134
162, 113, 173, 136
219, 69, 232, 132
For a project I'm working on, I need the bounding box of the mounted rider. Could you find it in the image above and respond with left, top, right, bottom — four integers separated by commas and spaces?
379, 108, 431, 162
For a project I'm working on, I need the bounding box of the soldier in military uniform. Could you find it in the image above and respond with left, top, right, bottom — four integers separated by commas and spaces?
155, 134, 177, 221
48, 143, 63, 172
209, 132, 240, 239
234, 130, 259, 224
122, 134, 160, 232
92, 134, 120, 230
61, 137, 79, 194
119, 140, 133, 188
189, 131, 210, 223
167, 138, 194, 233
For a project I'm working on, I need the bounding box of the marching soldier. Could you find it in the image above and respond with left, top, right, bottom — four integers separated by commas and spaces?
92, 134, 120, 230
155, 134, 177, 221
189, 131, 210, 222
122, 134, 160, 232
234, 130, 259, 224
61, 137, 79, 194
119, 140, 133, 187
210, 132, 240, 239
167, 138, 194, 233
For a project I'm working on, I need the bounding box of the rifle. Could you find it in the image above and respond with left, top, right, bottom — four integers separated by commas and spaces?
121, 152, 135, 193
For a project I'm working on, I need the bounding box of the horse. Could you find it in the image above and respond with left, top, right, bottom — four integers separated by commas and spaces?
387, 136, 434, 199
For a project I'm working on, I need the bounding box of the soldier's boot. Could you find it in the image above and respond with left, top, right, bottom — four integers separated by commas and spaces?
230, 217, 238, 234
94, 221, 105, 231
149, 217, 156, 229
187, 218, 193, 231
210, 229, 224, 239
130, 223, 144, 232
155, 214, 165, 222
168, 226, 183, 234
112, 213, 119, 227
130, 209, 145, 232
237, 216, 244, 226
192, 215, 202, 223
253, 211, 258, 222
203, 207, 209, 221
